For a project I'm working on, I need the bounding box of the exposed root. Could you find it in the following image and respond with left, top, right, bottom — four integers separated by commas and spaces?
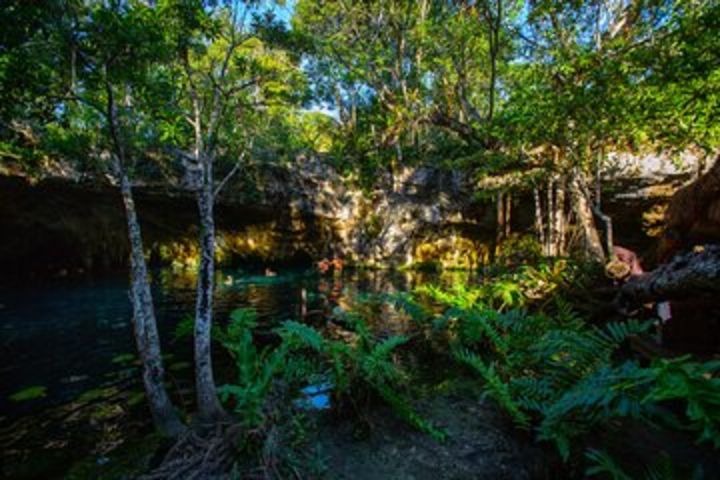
139, 423, 243, 480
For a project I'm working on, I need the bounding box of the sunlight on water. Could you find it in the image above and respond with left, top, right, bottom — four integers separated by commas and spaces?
0, 267, 469, 418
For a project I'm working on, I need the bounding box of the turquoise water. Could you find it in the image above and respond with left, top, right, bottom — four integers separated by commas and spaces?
0, 267, 469, 419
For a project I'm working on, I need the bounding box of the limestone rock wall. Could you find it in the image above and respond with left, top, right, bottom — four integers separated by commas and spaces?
250, 157, 493, 268
0, 160, 494, 278
3, 150, 693, 278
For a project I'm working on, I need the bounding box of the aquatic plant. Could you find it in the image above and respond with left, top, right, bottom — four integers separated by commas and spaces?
9, 385, 47, 402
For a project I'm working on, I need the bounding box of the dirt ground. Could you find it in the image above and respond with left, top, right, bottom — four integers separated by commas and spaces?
316, 389, 554, 480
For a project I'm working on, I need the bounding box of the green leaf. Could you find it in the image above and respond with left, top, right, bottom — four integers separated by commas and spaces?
9, 386, 47, 402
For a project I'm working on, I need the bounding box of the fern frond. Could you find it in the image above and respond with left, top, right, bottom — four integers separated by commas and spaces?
585, 448, 633, 480
278, 320, 325, 352
452, 347, 530, 428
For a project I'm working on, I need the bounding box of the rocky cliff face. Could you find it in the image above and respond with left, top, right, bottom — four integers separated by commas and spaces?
0, 159, 493, 278
253, 157, 493, 268
1, 151, 699, 278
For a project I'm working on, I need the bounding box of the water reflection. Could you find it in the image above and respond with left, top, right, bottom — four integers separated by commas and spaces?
0, 267, 471, 419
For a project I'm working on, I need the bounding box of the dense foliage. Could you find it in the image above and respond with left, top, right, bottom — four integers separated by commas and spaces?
1, 1, 719, 478
399, 263, 720, 476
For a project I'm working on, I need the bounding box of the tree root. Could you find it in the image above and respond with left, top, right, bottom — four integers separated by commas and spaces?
139, 423, 243, 480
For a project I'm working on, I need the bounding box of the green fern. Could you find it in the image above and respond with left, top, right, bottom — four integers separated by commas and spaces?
585, 448, 633, 480
276, 312, 443, 441
452, 347, 530, 428
278, 320, 325, 352
585, 448, 698, 480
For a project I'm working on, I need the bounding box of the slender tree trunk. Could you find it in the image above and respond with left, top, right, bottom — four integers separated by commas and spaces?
393, 143, 403, 193
547, 177, 556, 256
569, 169, 606, 262
593, 148, 613, 257
105, 78, 182, 436
534, 187, 546, 248
186, 85, 225, 422
119, 169, 184, 436
554, 177, 566, 255
194, 170, 226, 422
496, 191, 506, 254
504, 192, 512, 238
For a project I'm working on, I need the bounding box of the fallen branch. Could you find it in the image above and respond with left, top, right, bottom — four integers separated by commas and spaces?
618, 245, 720, 306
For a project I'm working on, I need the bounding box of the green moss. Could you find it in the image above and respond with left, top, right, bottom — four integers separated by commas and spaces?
9, 385, 47, 402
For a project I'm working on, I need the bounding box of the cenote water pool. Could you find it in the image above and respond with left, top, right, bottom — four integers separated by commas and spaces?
0, 267, 470, 421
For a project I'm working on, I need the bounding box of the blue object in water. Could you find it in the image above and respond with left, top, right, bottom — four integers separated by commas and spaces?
295, 382, 333, 410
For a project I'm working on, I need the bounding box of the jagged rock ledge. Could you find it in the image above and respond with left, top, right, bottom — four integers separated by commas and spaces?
0, 159, 493, 278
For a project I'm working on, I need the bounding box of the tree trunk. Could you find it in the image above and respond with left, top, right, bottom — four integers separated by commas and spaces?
592, 206, 614, 258
547, 176, 556, 256
569, 170, 606, 262
194, 175, 226, 422
619, 245, 720, 305
554, 177, 566, 255
504, 192, 512, 238
593, 149, 613, 257
393, 143, 403, 193
119, 170, 184, 437
534, 187, 546, 247
496, 191, 506, 255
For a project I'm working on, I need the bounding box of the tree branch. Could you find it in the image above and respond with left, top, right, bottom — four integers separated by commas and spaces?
618, 245, 720, 305
213, 145, 250, 199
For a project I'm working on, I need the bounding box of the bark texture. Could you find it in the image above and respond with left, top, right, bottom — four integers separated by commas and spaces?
120, 171, 184, 436
569, 170, 605, 262
553, 177, 566, 256
194, 178, 226, 422
619, 245, 720, 304
106, 77, 183, 436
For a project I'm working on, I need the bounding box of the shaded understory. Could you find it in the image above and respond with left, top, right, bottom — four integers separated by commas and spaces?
3, 363, 551, 479
3, 263, 719, 479
0, 169, 674, 281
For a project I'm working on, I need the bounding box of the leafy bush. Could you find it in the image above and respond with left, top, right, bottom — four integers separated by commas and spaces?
218, 308, 296, 429
216, 304, 445, 451
401, 277, 720, 471
215, 308, 324, 477
279, 309, 446, 441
